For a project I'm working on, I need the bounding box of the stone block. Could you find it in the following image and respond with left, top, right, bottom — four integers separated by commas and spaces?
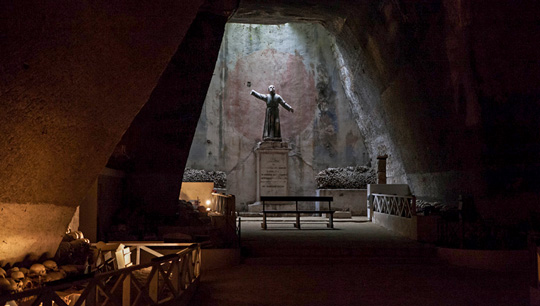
316, 189, 367, 216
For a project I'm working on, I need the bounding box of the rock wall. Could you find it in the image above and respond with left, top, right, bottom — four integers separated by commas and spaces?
0, 0, 208, 264
232, 0, 540, 221
116, 10, 231, 216
1, 0, 539, 263
328, 0, 540, 219
186, 23, 369, 209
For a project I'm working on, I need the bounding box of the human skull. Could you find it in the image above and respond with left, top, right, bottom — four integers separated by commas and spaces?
21, 277, 33, 290
66, 230, 84, 240
44, 271, 66, 283
6, 267, 19, 275
66, 231, 78, 241
10, 271, 24, 283
43, 260, 58, 272
29, 263, 46, 277
19, 267, 29, 276
0, 267, 6, 278
0, 278, 13, 293
8, 278, 22, 293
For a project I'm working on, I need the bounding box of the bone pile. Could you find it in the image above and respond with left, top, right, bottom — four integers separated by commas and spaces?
415, 199, 448, 214
0, 231, 90, 295
183, 167, 227, 188
0, 261, 82, 295
316, 166, 376, 189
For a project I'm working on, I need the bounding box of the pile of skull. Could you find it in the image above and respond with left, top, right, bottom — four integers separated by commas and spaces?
0, 260, 80, 294
0, 231, 90, 295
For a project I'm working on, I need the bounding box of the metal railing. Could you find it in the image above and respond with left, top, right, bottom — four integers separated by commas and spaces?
371, 193, 416, 218
0, 243, 201, 306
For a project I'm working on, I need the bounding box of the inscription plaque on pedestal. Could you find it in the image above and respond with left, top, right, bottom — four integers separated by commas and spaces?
255, 141, 290, 200
260, 153, 288, 196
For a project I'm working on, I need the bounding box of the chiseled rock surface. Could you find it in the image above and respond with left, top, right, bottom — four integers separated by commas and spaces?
0, 0, 205, 265
0, 203, 76, 265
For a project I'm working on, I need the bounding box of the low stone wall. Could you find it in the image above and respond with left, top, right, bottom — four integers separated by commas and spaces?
371, 213, 441, 243
372, 212, 417, 240
316, 189, 367, 216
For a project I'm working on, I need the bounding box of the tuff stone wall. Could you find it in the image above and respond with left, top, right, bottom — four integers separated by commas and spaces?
326, 0, 540, 219
186, 23, 369, 209
116, 10, 231, 216
1, 0, 539, 263
0, 0, 206, 264
233, 0, 540, 221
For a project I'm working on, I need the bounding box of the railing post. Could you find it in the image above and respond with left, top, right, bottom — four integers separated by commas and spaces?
181, 254, 189, 289
41, 291, 53, 306
238, 217, 242, 248
123, 272, 131, 306
367, 194, 373, 221
149, 266, 159, 302
411, 196, 417, 216
171, 259, 180, 293
86, 280, 97, 306
189, 249, 196, 279
196, 246, 202, 277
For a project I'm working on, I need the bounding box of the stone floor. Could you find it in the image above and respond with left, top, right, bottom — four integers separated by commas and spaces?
190, 217, 531, 306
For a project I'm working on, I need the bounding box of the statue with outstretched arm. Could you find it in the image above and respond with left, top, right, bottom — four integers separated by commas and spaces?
250, 85, 294, 141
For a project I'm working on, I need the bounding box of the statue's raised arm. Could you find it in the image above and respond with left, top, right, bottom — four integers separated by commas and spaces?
250, 89, 266, 100
249, 85, 294, 141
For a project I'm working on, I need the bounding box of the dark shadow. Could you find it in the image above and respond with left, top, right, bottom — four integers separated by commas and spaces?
260, 228, 341, 231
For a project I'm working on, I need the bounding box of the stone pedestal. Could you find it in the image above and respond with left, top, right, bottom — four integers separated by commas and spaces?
255, 141, 290, 201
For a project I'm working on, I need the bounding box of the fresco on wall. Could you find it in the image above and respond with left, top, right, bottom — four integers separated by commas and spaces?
225, 48, 316, 140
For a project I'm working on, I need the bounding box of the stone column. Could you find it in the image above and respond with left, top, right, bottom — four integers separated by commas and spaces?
377, 154, 388, 184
